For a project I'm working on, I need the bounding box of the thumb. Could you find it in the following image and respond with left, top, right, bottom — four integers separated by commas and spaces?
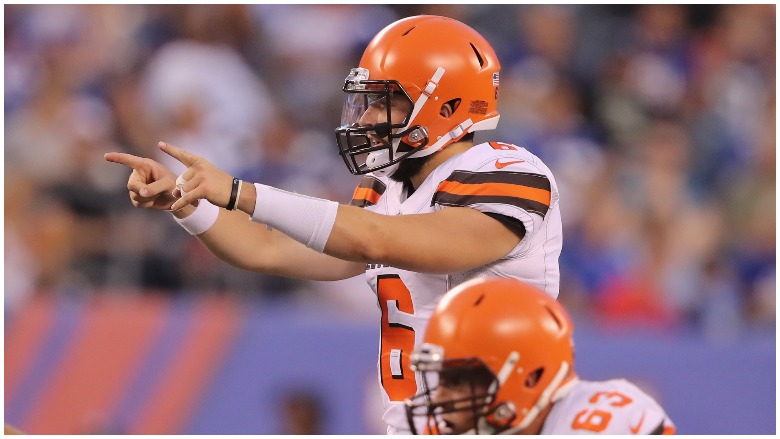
143, 177, 174, 197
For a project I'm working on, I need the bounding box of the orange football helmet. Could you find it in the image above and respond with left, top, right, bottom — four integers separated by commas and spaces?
405, 278, 576, 434
335, 15, 501, 176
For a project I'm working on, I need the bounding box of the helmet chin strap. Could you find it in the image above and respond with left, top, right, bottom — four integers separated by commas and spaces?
407, 114, 501, 160
408, 67, 446, 125
408, 118, 474, 159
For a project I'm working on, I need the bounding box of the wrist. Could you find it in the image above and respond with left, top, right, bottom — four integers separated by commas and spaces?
238, 181, 256, 215
173, 200, 220, 235
171, 203, 197, 219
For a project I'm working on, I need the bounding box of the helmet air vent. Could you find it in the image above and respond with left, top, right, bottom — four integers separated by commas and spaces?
469, 43, 485, 67
402, 26, 416, 36
473, 294, 485, 307
544, 305, 563, 331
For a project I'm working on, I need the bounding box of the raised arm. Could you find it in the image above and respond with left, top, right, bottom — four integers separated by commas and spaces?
104, 149, 363, 281
160, 142, 521, 274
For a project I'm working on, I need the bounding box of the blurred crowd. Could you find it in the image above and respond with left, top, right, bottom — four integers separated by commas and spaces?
5, 5, 775, 337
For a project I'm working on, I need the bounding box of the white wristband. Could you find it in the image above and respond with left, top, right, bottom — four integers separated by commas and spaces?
173, 200, 220, 235
251, 183, 338, 252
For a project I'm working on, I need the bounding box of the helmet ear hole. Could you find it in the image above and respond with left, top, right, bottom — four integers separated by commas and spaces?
440, 98, 462, 117
525, 368, 544, 388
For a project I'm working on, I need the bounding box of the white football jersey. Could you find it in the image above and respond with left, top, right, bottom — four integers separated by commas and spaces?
542, 378, 676, 435
350, 142, 563, 434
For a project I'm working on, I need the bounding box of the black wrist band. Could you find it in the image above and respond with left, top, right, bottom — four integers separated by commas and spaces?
227, 177, 240, 210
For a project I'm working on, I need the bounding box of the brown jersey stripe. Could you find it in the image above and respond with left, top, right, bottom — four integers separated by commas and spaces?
350, 176, 387, 207
444, 170, 551, 191
434, 193, 550, 217
435, 180, 551, 207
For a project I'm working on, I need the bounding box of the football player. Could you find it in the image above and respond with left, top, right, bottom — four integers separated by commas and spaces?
105, 15, 563, 434
405, 277, 676, 435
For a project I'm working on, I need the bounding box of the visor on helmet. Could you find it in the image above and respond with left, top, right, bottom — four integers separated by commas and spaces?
335, 68, 421, 175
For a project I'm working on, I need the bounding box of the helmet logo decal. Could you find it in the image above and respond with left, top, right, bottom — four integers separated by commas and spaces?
468, 100, 489, 115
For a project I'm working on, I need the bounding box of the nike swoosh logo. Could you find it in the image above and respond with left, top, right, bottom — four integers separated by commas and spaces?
630, 412, 646, 434
495, 159, 524, 169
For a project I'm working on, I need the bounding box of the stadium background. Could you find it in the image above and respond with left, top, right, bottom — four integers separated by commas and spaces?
4, 4, 775, 435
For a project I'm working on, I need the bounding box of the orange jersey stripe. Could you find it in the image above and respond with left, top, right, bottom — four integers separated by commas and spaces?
436, 180, 551, 207
350, 176, 386, 207
351, 186, 383, 206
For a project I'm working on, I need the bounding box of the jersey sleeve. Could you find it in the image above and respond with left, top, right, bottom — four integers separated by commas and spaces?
432, 163, 552, 238
349, 175, 387, 208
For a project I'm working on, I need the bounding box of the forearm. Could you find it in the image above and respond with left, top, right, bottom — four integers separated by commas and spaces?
243, 182, 520, 272
188, 182, 518, 276
174, 199, 361, 281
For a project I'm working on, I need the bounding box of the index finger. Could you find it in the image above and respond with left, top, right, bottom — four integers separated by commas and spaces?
158, 141, 198, 166
104, 152, 147, 169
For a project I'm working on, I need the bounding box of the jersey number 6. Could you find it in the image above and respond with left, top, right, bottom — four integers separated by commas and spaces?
377, 275, 418, 401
